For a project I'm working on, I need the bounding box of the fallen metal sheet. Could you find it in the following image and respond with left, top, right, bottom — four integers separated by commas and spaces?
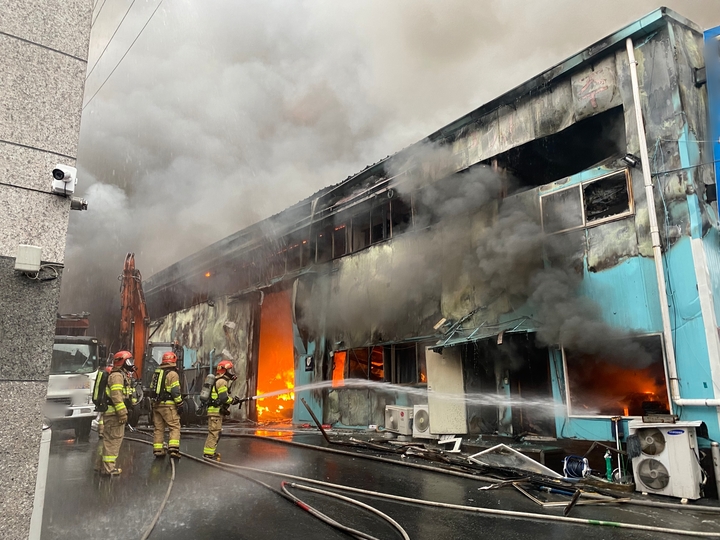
468, 443, 562, 478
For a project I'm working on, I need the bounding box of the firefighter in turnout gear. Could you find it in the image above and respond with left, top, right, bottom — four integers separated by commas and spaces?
152, 351, 184, 458
101, 351, 137, 476
97, 365, 113, 439
203, 360, 240, 461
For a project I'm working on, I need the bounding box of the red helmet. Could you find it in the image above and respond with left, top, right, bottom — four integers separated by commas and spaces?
216, 360, 237, 380
161, 351, 177, 366
113, 350, 135, 371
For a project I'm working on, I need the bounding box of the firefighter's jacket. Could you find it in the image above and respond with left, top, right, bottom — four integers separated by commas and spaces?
154, 367, 182, 406
105, 369, 135, 415
207, 376, 232, 416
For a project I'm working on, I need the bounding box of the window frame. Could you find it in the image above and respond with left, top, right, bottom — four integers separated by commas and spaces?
540, 169, 634, 235
561, 332, 671, 419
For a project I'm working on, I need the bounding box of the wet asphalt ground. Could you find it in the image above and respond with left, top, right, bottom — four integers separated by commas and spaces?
41, 427, 720, 540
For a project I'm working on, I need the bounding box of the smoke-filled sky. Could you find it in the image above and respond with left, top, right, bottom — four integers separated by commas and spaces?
61, 0, 719, 340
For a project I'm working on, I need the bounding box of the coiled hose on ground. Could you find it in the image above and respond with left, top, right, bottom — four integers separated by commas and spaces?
125, 435, 720, 539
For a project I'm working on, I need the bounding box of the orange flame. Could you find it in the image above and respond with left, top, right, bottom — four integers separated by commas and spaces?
256, 291, 295, 421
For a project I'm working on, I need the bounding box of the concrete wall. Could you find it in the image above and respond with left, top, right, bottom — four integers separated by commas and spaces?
0, 1, 91, 537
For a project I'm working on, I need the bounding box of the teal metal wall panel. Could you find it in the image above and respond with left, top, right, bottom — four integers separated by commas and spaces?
578, 256, 662, 333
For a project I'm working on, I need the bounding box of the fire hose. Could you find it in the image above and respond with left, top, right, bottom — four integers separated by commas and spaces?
124, 435, 406, 540
125, 434, 720, 538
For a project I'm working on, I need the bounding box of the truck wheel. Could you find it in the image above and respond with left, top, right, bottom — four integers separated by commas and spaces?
180, 398, 196, 427
75, 419, 92, 441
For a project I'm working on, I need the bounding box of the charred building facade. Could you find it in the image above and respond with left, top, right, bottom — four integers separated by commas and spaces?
145, 9, 720, 444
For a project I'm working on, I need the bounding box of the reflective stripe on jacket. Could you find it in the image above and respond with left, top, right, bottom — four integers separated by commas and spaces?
207, 377, 231, 416
105, 370, 129, 415
154, 368, 183, 406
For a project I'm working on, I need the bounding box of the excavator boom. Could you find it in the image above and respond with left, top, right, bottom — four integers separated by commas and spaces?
119, 253, 149, 376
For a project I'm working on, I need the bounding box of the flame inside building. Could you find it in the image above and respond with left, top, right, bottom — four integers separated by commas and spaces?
256, 291, 295, 422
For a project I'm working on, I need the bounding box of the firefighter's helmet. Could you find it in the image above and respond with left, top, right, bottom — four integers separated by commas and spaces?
216, 360, 237, 380
113, 350, 136, 372
161, 351, 177, 366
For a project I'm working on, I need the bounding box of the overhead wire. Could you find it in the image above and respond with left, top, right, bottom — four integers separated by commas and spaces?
83, 0, 165, 111
86, 0, 139, 82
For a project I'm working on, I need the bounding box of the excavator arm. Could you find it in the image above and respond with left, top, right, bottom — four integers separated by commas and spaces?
119, 253, 149, 377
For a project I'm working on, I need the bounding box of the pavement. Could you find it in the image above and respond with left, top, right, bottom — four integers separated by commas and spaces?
41, 426, 720, 540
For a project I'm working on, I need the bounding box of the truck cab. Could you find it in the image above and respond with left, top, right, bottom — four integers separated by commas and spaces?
46, 335, 105, 440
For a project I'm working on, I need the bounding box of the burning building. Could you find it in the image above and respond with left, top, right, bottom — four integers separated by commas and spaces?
144, 8, 720, 444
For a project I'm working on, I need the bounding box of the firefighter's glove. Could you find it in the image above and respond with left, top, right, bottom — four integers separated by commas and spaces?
176, 402, 185, 415
117, 412, 128, 425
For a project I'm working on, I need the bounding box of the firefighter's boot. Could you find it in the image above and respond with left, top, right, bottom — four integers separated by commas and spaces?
203, 452, 221, 462
168, 448, 181, 459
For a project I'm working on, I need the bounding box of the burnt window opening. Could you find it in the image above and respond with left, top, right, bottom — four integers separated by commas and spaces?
583, 171, 631, 222
461, 333, 555, 437
332, 224, 348, 259
488, 106, 627, 189
541, 169, 632, 234
370, 201, 390, 245
564, 334, 670, 417
345, 347, 384, 381
383, 342, 429, 385
351, 211, 371, 251
390, 196, 412, 236
315, 224, 333, 264
285, 234, 309, 272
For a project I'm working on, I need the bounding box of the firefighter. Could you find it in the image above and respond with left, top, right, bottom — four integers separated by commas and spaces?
101, 351, 136, 476
97, 365, 113, 439
152, 351, 184, 458
203, 360, 240, 461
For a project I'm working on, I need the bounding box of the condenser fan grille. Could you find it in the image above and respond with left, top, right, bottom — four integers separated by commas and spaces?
387, 413, 398, 430
415, 410, 430, 433
637, 458, 670, 490
638, 428, 666, 456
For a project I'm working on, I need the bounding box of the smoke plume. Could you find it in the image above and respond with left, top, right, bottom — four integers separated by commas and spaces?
60, 0, 719, 344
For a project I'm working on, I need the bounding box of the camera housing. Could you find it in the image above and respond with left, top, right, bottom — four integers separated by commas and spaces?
51, 164, 77, 195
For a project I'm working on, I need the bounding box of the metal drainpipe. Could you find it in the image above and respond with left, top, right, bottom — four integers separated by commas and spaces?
626, 37, 720, 408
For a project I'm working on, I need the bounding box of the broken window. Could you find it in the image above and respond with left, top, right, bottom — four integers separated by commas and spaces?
371, 202, 390, 245
351, 212, 371, 251
390, 197, 412, 237
541, 169, 632, 234
332, 224, 348, 259
487, 106, 627, 189
583, 171, 632, 223
343, 347, 384, 381
563, 334, 670, 417
331, 351, 346, 387
315, 224, 333, 263
383, 343, 428, 384
284, 234, 308, 272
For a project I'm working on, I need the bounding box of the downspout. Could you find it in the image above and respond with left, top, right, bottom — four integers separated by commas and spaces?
626, 37, 720, 408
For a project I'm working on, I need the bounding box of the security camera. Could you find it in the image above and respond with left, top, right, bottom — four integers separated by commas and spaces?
51, 164, 77, 196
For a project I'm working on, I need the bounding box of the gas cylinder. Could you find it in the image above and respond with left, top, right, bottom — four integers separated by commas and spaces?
199, 373, 216, 404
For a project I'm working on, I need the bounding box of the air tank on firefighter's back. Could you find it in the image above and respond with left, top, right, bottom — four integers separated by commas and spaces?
199, 373, 216, 403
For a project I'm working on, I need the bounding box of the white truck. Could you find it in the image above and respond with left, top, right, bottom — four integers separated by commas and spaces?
45, 335, 106, 440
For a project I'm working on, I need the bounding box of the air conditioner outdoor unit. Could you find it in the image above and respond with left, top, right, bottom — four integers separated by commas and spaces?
628, 420, 702, 500
413, 404, 438, 439
385, 405, 413, 436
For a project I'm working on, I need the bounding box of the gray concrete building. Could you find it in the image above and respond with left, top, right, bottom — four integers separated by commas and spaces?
0, 2, 92, 537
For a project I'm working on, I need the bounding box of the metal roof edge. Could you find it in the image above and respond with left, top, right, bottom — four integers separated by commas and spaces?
145, 7, 702, 295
